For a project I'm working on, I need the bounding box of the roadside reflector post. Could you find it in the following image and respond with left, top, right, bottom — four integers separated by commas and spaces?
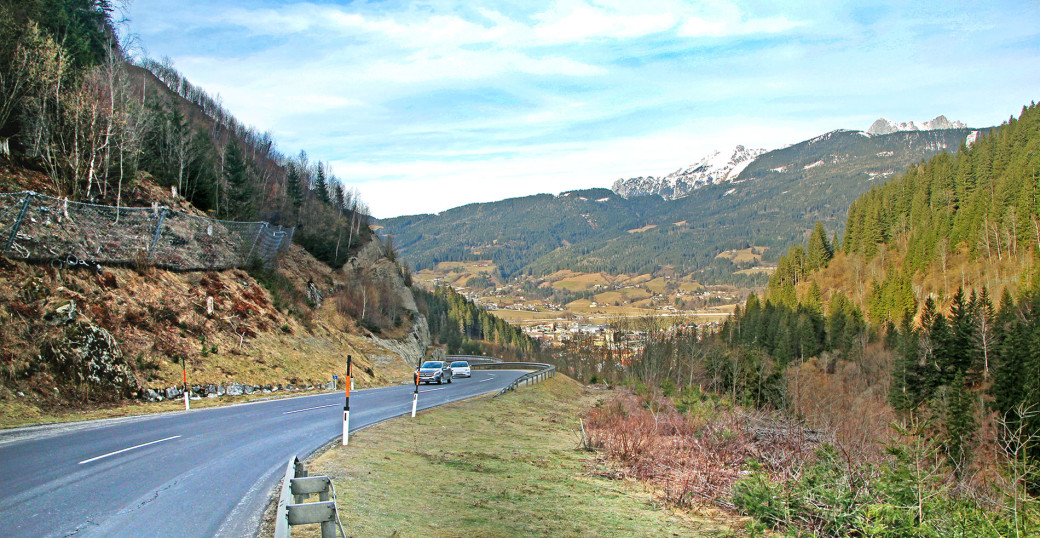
411, 369, 419, 417
182, 356, 189, 411
342, 356, 351, 446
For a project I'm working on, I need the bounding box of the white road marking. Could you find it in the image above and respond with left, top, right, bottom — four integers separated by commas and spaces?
78, 435, 181, 465
421, 387, 450, 393
479, 377, 494, 383
282, 403, 338, 415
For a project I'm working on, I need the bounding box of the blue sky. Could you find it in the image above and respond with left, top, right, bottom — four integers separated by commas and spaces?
124, 0, 1040, 218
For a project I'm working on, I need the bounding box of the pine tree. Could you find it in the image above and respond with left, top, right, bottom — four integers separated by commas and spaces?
948, 288, 978, 381
943, 373, 976, 478
313, 162, 330, 204
222, 141, 254, 220
805, 222, 833, 271
285, 161, 303, 209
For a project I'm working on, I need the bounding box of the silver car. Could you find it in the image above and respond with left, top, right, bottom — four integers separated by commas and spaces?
417, 361, 453, 384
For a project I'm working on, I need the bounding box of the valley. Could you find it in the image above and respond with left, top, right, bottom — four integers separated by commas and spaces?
1, 3, 1037, 537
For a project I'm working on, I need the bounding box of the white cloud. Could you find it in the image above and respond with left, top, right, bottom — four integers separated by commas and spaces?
335, 116, 833, 218
128, 0, 1040, 218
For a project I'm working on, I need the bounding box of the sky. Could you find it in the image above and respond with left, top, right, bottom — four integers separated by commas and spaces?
122, 0, 1040, 218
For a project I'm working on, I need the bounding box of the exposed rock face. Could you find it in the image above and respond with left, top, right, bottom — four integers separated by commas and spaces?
367, 312, 432, 370
307, 282, 323, 308
867, 115, 968, 135
368, 257, 418, 312
44, 319, 138, 399
612, 145, 766, 200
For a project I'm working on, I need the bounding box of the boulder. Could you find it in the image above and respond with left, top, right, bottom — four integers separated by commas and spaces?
227, 383, 245, 396
43, 320, 138, 399
43, 299, 78, 326
243, 385, 254, 395
143, 388, 162, 402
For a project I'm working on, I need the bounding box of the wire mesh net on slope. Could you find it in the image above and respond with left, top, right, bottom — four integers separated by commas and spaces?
0, 192, 292, 270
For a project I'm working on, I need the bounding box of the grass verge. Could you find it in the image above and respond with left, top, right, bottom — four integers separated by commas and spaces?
280, 376, 742, 537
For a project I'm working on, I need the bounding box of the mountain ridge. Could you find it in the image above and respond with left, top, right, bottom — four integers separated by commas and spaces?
866, 115, 968, 135
381, 125, 982, 282
612, 145, 767, 200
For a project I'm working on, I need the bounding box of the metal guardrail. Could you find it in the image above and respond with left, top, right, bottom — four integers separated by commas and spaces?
274, 456, 345, 538
445, 354, 502, 366
470, 361, 556, 395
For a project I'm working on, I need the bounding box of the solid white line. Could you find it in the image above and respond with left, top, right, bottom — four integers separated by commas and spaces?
78, 435, 181, 465
479, 377, 494, 383
283, 403, 338, 415
421, 387, 450, 393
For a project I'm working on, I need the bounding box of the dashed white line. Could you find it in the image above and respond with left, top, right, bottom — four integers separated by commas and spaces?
78, 435, 181, 465
282, 403, 338, 415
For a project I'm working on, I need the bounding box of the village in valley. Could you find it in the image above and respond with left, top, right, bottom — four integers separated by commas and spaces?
410, 258, 750, 351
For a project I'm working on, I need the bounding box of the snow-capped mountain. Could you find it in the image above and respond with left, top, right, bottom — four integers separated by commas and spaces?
612, 145, 767, 200
866, 115, 967, 135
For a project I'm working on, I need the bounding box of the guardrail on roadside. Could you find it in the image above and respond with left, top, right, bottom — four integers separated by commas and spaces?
445, 354, 502, 366
274, 456, 345, 538
470, 361, 556, 395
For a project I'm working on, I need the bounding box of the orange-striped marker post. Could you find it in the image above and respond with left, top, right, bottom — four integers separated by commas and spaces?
182, 356, 189, 411
411, 369, 419, 417
342, 356, 352, 446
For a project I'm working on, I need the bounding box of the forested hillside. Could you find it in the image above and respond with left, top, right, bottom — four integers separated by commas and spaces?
414, 286, 540, 359
381, 127, 978, 284
0, 0, 371, 269
558, 103, 1039, 536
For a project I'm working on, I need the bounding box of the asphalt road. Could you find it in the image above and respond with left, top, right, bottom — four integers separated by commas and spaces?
0, 369, 529, 537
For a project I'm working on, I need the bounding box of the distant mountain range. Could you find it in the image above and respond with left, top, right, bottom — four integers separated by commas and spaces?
381, 119, 983, 284
612, 117, 970, 200
612, 146, 766, 200
866, 115, 967, 135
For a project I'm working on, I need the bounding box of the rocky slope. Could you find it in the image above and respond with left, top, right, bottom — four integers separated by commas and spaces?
0, 169, 432, 424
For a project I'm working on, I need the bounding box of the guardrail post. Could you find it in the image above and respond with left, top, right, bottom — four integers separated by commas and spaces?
4, 192, 33, 254
277, 457, 342, 538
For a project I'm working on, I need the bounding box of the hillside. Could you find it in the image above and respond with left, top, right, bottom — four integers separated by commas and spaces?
0, 4, 436, 423
381, 125, 980, 283
0, 169, 432, 425
535, 103, 1040, 536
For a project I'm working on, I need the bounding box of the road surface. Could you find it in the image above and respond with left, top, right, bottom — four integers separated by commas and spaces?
0, 369, 529, 537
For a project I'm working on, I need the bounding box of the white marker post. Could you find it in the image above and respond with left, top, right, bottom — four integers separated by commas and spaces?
182, 357, 189, 411
411, 369, 419, 417
342, 356, 352, 446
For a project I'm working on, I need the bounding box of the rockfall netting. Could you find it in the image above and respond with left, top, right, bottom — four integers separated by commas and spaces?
0, 191, 293, 270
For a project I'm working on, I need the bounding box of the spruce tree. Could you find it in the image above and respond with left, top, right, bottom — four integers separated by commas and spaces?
943, 373, 976, 478
285, 161, 303, 209
948, 288, 978, 381
222, 141, 254, 220
313, 162, 330, 204
805, 222, 833, 271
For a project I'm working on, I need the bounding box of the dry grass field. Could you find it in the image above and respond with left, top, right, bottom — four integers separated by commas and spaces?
288, 376, 744, 537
